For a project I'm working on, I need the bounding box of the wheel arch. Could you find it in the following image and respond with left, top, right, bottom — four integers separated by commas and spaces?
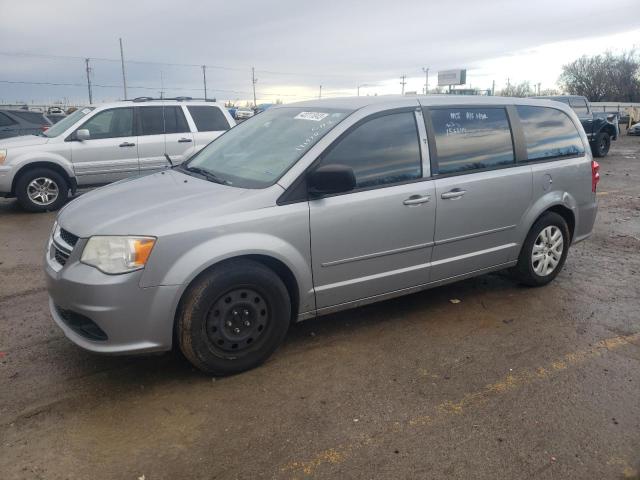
11, 160, 76, 195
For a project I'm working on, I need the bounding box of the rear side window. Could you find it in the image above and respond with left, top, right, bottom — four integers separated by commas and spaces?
319, 111, 421, 189
0, 112, 17, 126
11, 110, 48, 124
430, 107, 514, 175
164, 106, 190, 134
139, 107, 165, 135
187, 106, 230, 132
516, 106, 585, 161
569, 98, 588, 114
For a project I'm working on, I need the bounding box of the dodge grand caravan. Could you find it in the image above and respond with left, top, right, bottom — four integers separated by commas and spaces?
45, 96, 599, 375
0, 98, 235, 212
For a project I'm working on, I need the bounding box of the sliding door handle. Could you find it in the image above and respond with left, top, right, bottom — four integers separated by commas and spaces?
403, 195, 431, 206
441, 189, 466, 199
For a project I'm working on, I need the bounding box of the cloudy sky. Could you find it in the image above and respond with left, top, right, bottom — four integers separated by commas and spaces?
1, 0, 638, 106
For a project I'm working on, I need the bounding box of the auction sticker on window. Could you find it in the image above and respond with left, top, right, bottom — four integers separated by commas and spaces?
295, 111, 329, 121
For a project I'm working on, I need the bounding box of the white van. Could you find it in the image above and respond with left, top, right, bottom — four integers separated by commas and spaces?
0, 97, 235, 211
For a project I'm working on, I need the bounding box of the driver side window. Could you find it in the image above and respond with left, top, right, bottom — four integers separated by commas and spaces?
318, 111, 422, 189
81, 108, 134, 139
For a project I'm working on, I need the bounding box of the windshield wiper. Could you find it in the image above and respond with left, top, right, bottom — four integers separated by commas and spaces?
182, 165, 229, 185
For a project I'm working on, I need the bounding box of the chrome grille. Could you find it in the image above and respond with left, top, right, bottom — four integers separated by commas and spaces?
50, 224, 78, 269
54, 246, 70, 266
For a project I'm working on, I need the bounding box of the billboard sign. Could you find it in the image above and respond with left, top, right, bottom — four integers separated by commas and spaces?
438, 69, 467, 86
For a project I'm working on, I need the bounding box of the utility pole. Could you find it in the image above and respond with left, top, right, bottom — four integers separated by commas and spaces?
492, 80, 495, 96
537, 82, 541, 96
319, 85, 322, 99
159, 71, 164, 99
422, 67, 429, 94
251, 67, 258, 107
400, 74, 407, 95
84, 58, 93, 104
202, 65, 208, 100
119, 38, 128, 100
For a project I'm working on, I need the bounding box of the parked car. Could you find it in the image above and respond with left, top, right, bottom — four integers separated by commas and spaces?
235, 107, 255, 120
0, 98, 235, 212
628, 122, 640, 136
536, 95, 617, 157
46, 113, 67, 124
44, 95, 599, 375
255, 103, 274, 114
227, 106, 237, 119
0, 109, 52, 139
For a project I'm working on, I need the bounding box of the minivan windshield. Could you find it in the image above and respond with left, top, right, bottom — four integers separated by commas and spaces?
43, 107, 95, 137
183, 107, 352, 188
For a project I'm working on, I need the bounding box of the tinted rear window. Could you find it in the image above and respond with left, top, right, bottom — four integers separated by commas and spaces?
187, 106, 230, 131
516, 106, 585, 161
11, 110, 49, 124
139, 107, 165, 135
430, 107, 514, 175
164, 106, 190, 134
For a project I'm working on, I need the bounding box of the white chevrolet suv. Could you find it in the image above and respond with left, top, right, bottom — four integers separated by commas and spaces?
0, 97, 235, 212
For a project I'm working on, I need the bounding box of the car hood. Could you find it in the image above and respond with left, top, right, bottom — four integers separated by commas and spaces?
57, 169, 278, 238
0, 135, 49, 148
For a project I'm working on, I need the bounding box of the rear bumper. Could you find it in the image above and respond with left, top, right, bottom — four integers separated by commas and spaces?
573, 199, 598, 244
45, 247, 181, 354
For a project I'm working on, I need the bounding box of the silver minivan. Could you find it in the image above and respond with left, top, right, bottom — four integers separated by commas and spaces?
45, 96, 599, 375
0, 98, 235, 211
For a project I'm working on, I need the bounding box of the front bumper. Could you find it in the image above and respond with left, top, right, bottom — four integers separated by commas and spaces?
45, 234, 182, 354
0, 165, 16, 196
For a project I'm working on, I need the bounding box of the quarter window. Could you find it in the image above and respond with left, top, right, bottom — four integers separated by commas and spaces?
187, 106, 230, 132
430, 107, 514, 175
516, 106, 585, 161
80, 108, 133, 139
318, 111, 422, 189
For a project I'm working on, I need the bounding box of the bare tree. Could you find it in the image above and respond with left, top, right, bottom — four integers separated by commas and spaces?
499, 81, 533, 97
559, 51, 640, 102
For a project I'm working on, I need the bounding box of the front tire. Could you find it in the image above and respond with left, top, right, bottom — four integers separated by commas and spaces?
177, 259, 291, 375
15, 167, 69, 212
512, 212, 570, 287
592, 132, 610, 157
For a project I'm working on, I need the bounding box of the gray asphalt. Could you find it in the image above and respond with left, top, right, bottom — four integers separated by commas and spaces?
1, 135, 639, 480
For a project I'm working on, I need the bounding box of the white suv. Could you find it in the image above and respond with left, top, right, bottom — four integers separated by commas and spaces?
0, 97, 235, 212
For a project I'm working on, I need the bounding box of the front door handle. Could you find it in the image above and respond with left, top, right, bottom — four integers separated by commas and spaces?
119, 142, 135, 147
441, 189, 466, 199
403, 195, 431, 206
178, 137, 193, 143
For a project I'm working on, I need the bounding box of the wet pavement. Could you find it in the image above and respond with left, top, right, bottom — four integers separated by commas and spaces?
1, 135, 639, 479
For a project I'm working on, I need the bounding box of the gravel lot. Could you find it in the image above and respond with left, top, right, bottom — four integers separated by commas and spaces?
1, 135, 639, 480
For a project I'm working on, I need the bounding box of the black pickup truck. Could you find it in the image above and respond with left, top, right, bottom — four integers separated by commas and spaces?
537, 95, 618, 157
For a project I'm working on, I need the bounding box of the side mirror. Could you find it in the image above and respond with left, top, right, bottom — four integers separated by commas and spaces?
76, 129, 90, 141
307, 164, 356, 196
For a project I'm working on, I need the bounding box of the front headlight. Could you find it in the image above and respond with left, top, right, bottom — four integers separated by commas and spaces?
0, 149, 7, 165
81, 236, 156, 274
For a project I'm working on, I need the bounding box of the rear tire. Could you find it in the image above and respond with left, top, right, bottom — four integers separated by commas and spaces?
591, 132, 610, 157
15, 167, 69, 212
511, 212, 570, 287
177, 259, 291, 375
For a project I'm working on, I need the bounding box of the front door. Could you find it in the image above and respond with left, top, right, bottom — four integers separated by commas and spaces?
163, 106, 195, 165
71, 107, 138, 185
309, 110, 436, 309
425, 106, 532, 281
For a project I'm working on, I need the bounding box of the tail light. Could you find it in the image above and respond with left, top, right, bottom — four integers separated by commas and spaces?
592, 160, 600, 193
40, 125, 49, 132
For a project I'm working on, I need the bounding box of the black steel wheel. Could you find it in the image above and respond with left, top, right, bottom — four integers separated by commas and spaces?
205, 288, 270, 354
592, 132, 610, 157
177, 259, 291, 375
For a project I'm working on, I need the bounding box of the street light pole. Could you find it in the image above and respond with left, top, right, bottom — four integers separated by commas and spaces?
251, 67, 258, 107
422, 67, 429, 94
202, 65, 207, 100
119, 38, 128, 100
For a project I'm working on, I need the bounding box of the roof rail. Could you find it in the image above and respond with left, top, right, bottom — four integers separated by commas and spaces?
126, 96, 217, 103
